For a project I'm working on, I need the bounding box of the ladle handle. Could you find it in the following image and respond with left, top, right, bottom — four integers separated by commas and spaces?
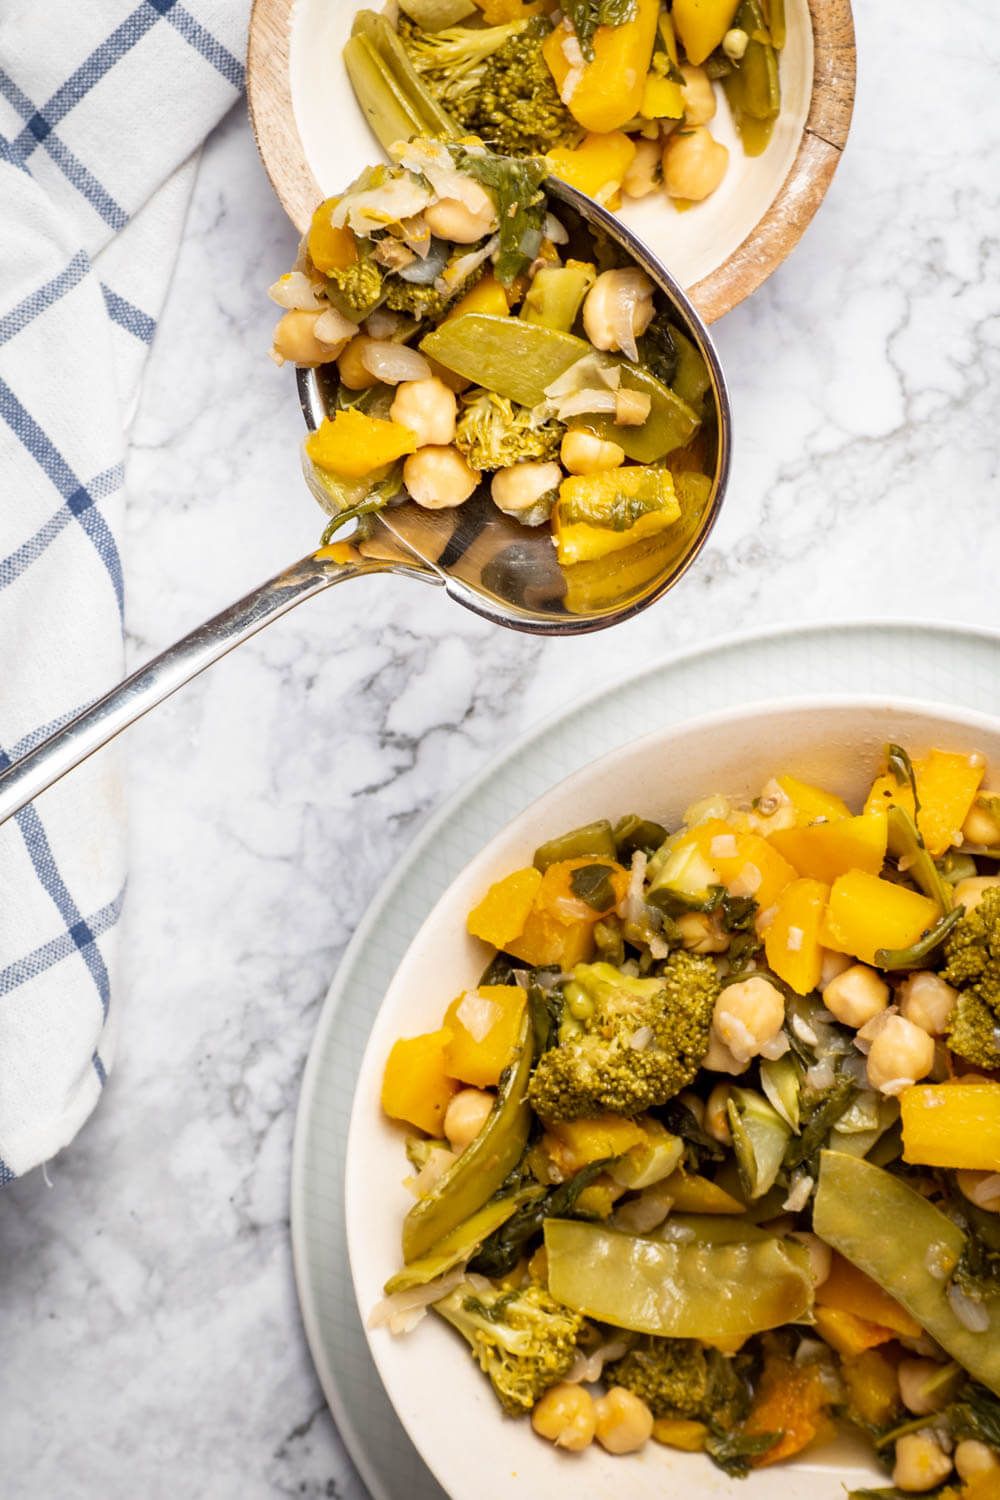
0, 549, 423, 828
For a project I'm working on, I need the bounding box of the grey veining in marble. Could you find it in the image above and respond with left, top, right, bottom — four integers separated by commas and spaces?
2, 2, 1000, 1495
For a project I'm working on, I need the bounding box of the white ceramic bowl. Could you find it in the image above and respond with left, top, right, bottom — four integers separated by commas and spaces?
345, 696, 1000, 1500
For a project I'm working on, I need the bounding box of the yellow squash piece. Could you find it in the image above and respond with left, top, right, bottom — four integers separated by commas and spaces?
640, 73, 685, 120
816, 1251, 922, 1339
812, 1305, 896, 1359
660, 1169, 744, 1214
506, 857, 628, 969
865, 749, 985, 858
742, 1347, 834, 1467
821, 871, 939, 967
466, 866, 543, 950
901, 1083, 1000, 1171
542, 0, 660, 133
840, 1347, 903, 1429
764, 878, 829, 995
652, 1418, 708, 1451
554, 508, 680, 565
381, 1027, 458, 1135
307, 198, 357, 273
546, 131, 637, 203
769, 811, 888, 884
543, 1113, 647, 1175
776, 774, 851, 826
672, 0, 741, 65
305, 409, 417, 478
446, 274, 509, 321
442, 984, 527, 1088
692, 819, 798, 908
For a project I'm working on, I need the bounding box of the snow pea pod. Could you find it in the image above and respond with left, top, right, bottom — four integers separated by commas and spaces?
386, 1188, 539, 1294
544, 1219, 813, 1338
402, 1011, 533, 1262
421, 314, 701, 460
813, 1151, 1000, 1395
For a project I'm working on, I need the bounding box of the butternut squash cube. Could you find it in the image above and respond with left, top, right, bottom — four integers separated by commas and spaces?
506, 858, 628, 968
446, 274, 509, 322
769, 812, 888, 884
542, 0, 660, 133
901, 1082, 1000, 1171
305, 409, 417, 478
816, 1251, 921, 1338
381, 1027, 458, 1135
865, 749, 985, 857
821, 871, 939, 966
543, 1112, 647, 1175
691, 820, 797, 908
442, 984, 526, 1088
776, 774, 851, 826
764, 878, 829, 995
672, 0, 741, 65
840, 1348, 903, 1428
546, 132, 638, 201
307, 199, 357, 273
742, 1349, 833, 1467
813, 1305, 895, 1359
466, 866, 542, 950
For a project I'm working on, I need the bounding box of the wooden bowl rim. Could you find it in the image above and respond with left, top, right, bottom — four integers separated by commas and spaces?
247, 0, 856, 323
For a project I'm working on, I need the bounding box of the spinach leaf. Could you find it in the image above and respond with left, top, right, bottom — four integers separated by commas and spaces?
453, 150, 547, 286
469, 1157, 615, 1277
564, 0, 637, 60
569, 862, 618, 911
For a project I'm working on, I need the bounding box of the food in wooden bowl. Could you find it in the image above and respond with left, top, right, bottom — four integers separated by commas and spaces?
269, 139, 720, 572
345, 0, 785, 214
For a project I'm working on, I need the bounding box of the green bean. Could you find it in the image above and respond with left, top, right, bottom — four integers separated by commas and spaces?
545, 1220, 813, 1337
533, 819, 618, 871
402, 1011, 533, 1262
385, 1190, 533, 1293
343, 11, 457, 154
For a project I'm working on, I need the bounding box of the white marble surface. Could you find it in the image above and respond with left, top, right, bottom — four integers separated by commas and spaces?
3, 3, 1000, 1496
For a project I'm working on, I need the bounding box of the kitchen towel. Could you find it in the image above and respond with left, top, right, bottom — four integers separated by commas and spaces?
0, 1, 247, 1182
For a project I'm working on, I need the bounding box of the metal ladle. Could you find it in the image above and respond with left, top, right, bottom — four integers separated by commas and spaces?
0, 182, 731, 828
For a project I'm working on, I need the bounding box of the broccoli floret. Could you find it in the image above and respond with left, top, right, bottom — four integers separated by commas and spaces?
942, 887, 1000, 1066
606, 1336, 751, 1427
528, 954, 720, 1121
455, 391, 564, 471
398, 15, 576, 157
382, 278, 450, 321
327, 258, 384, 320
433, 1280, 584, 1416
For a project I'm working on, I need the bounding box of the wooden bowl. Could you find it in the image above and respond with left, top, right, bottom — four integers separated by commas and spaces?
248, 0, 855, 323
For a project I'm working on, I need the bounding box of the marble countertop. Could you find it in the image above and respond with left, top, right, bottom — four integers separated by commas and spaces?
3, 3, 1000, 1496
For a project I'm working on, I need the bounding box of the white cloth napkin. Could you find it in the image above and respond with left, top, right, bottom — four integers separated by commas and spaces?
0, 1, 247, 1182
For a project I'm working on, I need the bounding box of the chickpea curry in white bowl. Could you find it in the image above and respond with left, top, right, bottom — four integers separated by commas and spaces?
345, 699, 1000, 1500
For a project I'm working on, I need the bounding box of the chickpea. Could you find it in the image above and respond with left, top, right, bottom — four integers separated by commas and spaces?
790, 1231, 832, 1287
823, 964, 889, 1029
892, 1431, 953, 1492
712, 976, 785, 1065
898, 1358, 954, 1416
337, 334, 379, 391
593, 1386, 654, 1454
662, 126, 729, 203
866, 1015, 935, 1094
957, 1169, 1000, 1213
954, 875, 1000, 913
622, 137, 661, 199
491, 460, 562, 520
560, 428, 625, 476
271, 309, 349, 367
424, 192, 496, 244
403, 446, 480, 509
531, 1382, 596, 1451
897, 971, 957, 1036
705, 1082, 732, 1145
443, 1087, 494, 1152
389, 376, 457, 447
722, 26, 749, 60
962, 798, 1000, 847
582, 268, 655, 355
955, 1439, 1000, 1482
675, 910, 729, 954
679, 64, 717, 126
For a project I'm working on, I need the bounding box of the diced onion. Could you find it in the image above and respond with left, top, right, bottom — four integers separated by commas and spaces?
925, 1242, 956, 1281
314, 307, 360, 346
268, 271, 326, 310
786, 925, 804, 953
456, 991, 499, 1043
544, 212, 569, 245
613, 1183, 674, 1234
947, 1283, 991, 1333
368, 1267, 469, 1335
791, 1014, 818, 1047
782, 1174, 814, 1213
614, 388, 651, 426
565, 1335, 630, 1386
710, 834, 738, 858
440, 235, 499, 291
759, 1031, 791, 1061
620, 850, 648, 924
629, 1025, 654, 1051
360, 340, 432, 385
805, 1060, 835, 1091
364, 307, 408, 340
334, 176, 433, 234
730, 862, 762, 897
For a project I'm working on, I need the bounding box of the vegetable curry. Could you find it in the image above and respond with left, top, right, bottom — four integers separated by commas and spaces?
374, 743, 1000, 1492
